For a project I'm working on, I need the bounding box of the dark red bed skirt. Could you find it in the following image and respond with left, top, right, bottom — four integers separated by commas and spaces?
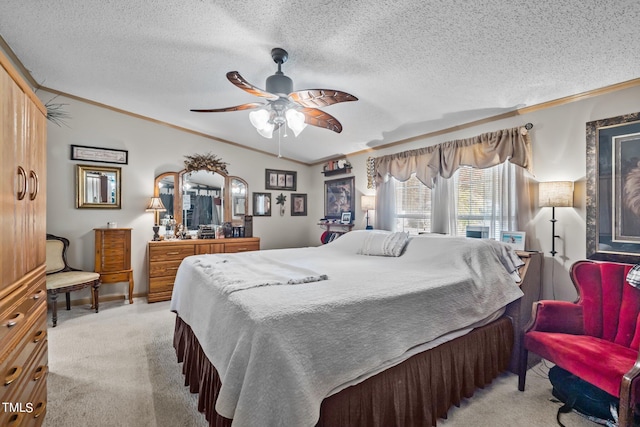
173, 315, 513, 427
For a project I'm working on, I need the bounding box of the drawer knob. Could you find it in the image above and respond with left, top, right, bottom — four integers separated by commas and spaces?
4, 366, 23, 386
166, 251, 179, 255
32, 289, 45, 300
33, 330, 46, 343
32, 365, 47, 381
4, 313, 24, 328
33, 401, 46, 418
7, 412, 24, 426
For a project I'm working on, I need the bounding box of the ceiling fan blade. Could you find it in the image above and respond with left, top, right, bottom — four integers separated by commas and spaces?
227, 71, 279, 100
289, 89, 358, 108
190, 102, 264, 113
300, 108, 343, 133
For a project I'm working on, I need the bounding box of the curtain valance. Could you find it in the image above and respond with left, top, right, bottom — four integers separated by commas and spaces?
368, 126, 532, 189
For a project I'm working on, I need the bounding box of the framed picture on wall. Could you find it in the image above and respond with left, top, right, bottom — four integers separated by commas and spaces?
324, 176, 354, 219
291, 193, 307, 216
586, 111, 640, 263
265, 169, 297, 191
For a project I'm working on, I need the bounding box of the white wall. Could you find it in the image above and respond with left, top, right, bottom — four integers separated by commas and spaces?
43, 91, 317, 301
325, 84, 640, 302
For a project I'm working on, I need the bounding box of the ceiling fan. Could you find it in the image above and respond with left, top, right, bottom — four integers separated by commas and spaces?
191, 48, 358, 138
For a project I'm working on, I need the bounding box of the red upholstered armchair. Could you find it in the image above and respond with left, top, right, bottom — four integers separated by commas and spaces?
518, 260, 640, 426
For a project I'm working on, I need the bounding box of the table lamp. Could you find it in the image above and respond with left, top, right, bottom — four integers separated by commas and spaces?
146, 197, 166, 241
538, 181, 574, 257
361, 195, 376, 230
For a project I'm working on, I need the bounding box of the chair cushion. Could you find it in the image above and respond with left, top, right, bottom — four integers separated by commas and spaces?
525, 331, 639, 398
46, 240, 66, 274
46, 271, 100, 290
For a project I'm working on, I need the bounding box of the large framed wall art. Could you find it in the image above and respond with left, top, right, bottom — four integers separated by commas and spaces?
586, 111, 640, 262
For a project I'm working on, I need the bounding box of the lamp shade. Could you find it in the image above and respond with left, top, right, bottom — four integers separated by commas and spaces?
361, 195, 376, 211
145, 197, 166, 212
538, 181, 574, 207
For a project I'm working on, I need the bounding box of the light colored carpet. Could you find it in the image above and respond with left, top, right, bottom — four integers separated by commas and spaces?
43, 299, 597, 427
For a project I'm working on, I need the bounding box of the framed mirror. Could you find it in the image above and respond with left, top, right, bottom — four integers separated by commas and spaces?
230, 177, 248, 221
76, 164, 121, 209
153, 170, 249, 231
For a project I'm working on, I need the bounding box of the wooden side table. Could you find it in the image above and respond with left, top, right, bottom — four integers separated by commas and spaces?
94, 228, 134, 304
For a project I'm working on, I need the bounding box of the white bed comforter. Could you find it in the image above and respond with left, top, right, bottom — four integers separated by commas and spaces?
169, 231, 524, 427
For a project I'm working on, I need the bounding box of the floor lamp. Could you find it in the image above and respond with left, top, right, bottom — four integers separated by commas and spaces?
538, 181, 574, 257
361, 195, 375, 230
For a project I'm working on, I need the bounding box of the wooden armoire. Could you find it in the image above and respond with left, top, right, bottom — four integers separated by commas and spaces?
0, 50, 48, 424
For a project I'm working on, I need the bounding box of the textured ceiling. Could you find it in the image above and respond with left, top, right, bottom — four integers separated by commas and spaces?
1, 0, 639, 163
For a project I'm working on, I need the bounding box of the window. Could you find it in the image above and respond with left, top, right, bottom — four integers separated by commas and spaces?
394, 162, 517, 237
394, 175, 431, 233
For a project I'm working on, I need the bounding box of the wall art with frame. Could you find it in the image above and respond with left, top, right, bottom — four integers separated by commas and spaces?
586, 111, 640, 263
265, 169, 297, 191
324, 176, 354, 219
71, 144, 128, 165
291, 193, 307, 216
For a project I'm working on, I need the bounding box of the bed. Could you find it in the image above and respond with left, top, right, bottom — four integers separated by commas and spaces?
170, 230, 525, 427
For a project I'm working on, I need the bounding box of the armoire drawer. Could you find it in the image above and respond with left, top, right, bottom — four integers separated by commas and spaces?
0, 338, 47, 427
0, 307, 47, 402
0, 276, 46, 365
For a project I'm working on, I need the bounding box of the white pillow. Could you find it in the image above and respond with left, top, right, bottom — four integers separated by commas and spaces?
357, 231, 410, 257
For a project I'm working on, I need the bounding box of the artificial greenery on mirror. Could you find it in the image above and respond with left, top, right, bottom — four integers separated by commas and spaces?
184, 153, 229, 174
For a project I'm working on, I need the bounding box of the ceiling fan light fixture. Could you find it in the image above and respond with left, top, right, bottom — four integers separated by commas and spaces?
285, 108, 307, 137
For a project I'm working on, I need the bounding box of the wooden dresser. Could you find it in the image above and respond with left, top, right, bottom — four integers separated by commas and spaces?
94, 228, 134, 304
147, 237, 260, 303
0, 50, 48, 425
505, 251, 543, 375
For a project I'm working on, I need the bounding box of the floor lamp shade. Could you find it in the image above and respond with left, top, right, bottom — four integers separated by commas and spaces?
538, 181, 573, 256
361, 195, 375, 229
538, 181, 574, 208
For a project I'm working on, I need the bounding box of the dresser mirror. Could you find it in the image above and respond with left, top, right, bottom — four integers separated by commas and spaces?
154, 170, 248, 229
76, 164, 121, 209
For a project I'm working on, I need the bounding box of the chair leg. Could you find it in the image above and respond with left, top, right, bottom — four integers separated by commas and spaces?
49, 292, 59, 327
93, 283, 100, 313
518, 348, 529, 391
65, 292, 71, 310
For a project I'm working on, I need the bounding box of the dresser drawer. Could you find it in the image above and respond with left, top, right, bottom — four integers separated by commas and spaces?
149, 276, 176, 294
224, 242, 260, 253
149, 245, 195, 262
149, 260, 183, 278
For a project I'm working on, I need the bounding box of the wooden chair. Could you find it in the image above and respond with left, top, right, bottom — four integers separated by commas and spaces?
46, 234, 101, 327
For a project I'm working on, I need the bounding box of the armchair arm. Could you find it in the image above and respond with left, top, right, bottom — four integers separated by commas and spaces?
525, 300, 584, 334
619, 350, 640, 427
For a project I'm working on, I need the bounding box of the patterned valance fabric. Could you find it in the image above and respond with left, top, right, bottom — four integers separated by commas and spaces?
368, 126, 533, 188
